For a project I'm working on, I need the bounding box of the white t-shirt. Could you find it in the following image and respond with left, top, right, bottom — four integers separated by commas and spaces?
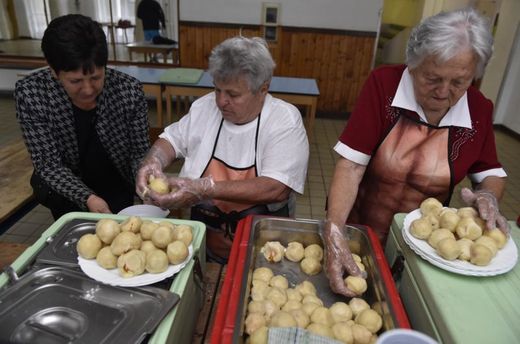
160, 93, 309, 194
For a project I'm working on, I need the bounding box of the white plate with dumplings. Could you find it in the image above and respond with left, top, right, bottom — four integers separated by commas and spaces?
78, 245, 193, 287
403, 209, 518, 276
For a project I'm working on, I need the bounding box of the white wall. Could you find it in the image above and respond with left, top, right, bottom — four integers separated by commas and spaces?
180, 0, 383, 32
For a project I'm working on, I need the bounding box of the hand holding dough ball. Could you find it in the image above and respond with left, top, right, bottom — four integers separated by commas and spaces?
145, 249, 169, 273
436, 237, 461, 261
344, 276, 367, 295
329, 302, 353, 323
355, 309, 383, 333
172, 224, 193, 246
457, 238, 473, 261
285, 242, 305, 262
484, 229, 508, 249
151, 226, 175, 248
77, 233, 102, 259
410, 217, 433, 239
120, 216, 142, 233
245, 313, 266, 335
148, 175, 170, 194
261, 241, 285, 263
252, 267, 274, 283
304, 243, 324, 261
167, 240, 189, 264
456, 217, 482, 240
427, 228, 455, 249
140, 220, 159, 240
300, 257, 322, 275
470, 243, 493, 266
96, 246, 117, 269
95, 219, 120, 244
111, 231, 142, 256
117, 249, 146, 278
420, 197, 443, 216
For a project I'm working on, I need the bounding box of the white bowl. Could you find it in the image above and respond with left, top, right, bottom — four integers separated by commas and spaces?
118, 204, 170, 218
376, 329, 438, 344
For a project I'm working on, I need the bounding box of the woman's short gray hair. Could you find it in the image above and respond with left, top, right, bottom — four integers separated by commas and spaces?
208, 36, 275, 93
406, 7, 493, 78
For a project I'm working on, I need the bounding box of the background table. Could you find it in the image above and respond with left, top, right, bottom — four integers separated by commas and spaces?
126, 42, 179, 64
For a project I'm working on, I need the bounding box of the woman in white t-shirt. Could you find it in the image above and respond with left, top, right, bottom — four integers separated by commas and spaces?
136, 36, 309, 263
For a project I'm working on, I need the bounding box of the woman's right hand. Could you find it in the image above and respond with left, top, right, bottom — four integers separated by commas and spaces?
136, 156, 166, 200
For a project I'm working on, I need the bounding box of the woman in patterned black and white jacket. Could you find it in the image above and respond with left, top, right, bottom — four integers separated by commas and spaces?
15, 14, 150, 219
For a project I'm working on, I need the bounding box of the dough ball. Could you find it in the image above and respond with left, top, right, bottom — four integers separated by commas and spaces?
167, 240, 189, 264
352, 254, 362, 263
140, 220, 159, 240
332, 322, 354, 344
349, 298, 370, 317
355, 309, 382, 333
269, 310, 297, 328
117, 249, 146, 278
311, 306, 334, 327
281, 300, 302, 312
261, 241, 285, 263
457, 238, 473, 261
419, 197, 443, 217
77, 233, 102, 259
151, 226, 175, 249
474, 217, 487, 231
266, 287, 287, 308
285, 241, 305, 262
251, 279, 271, 301
439, 207, 457, 217
436, 238, 461, 261
140, 240, 158, 254
245, 312, 266, 335
120, 216, 143, 233
286, 288, 302, 302
300, 257, 322, 275
484, 229, 508, 249
371, 301, 384, 316
306, 323, 333, 339
290, 308, 310, 328
95, 219, 121, 244
302, 302, 320, 317
295, 280, 317, 296
330, 302, 353, 323
247, 300, 266, 315
424, 214, 440, 231
252, 267, 274, 283
145, 249, 169, 273
263, 300, 279, 321
344, 276, 367, 295
173, 224, 194, 246
110, 231, 142, 256
456, 217, 482, 240
249, 326, 268, 344
302, 294, 324, 307
269, 275, 289, 289
457, 207, 478, 219
148, 175, 170, 194
356, 261, 366, 271
439, 211, 460, 232
96, 246, 117, 269
410, 217, 432, 240
158, 220, 175, 230
351, 324, 373, 344
304, 244, 324, 261
427, 228, 455, 249
474, 236, 498, 256
470, 243, 493, 266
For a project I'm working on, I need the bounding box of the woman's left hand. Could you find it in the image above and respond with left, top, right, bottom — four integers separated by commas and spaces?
461, 187, 510, 234
86, 194, 112, 214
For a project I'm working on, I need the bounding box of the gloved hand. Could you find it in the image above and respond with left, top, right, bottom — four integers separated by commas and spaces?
323, 220, 366, 297
136, 145, 171, 200
461, 187, 510, 234
149, 175, 216, 209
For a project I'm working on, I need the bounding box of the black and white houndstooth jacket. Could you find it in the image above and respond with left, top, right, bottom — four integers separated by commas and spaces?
15, 67, 151, 210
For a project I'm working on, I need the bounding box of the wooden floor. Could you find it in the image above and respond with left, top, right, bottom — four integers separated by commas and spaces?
0, 139, 33, 222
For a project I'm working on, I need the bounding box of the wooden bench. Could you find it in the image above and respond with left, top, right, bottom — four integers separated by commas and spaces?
126, 42, 179, 64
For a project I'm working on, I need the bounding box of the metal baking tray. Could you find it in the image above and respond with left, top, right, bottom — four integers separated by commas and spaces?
0, 266, 179, 344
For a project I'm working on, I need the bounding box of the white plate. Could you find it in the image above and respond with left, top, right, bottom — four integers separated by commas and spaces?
402, 209, 518, 276
118, 204, 170, 218
78, 245, 193, 287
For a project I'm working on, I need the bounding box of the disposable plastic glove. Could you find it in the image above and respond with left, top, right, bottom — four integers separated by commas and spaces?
323, 220, 366, 297
461, 187, 510, 234
136, 146, 170, 200
149, 175, 216, 209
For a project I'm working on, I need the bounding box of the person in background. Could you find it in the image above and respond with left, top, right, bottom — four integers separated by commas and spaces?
15, 14, 150, 220
324, 7, 509, 297
137, 0, 166, 42
136, 36, 309, 263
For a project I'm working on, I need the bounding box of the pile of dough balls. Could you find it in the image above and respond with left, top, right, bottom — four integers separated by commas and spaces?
409, 198, 508, 266
245, 267, 383, 344
76, 216, 193, 278
260, 241, 324, 276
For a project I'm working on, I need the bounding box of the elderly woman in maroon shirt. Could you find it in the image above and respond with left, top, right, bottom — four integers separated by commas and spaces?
324, 7, 509, 297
